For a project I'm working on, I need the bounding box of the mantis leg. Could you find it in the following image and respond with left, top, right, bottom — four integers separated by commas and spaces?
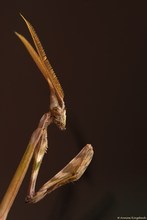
26, 128, 48, 201
25, 113, 94, 204
26, 144, 94, 203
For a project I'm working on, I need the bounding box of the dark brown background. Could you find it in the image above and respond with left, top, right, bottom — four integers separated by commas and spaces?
0, 1, 147, 220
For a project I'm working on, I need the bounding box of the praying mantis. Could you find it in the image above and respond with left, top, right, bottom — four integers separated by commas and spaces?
0, 14, 94, 220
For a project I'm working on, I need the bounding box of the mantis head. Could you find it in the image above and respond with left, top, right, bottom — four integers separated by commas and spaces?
50, 93, 66, 130
51, 105, 66, 130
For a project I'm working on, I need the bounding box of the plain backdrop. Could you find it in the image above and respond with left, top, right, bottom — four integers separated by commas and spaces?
0, 1, 147, 220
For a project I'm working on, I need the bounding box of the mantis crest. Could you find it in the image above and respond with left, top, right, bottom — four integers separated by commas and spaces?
14, 15, 94, 203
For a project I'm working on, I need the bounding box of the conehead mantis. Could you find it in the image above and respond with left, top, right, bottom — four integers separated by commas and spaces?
0, 14, 94, 220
